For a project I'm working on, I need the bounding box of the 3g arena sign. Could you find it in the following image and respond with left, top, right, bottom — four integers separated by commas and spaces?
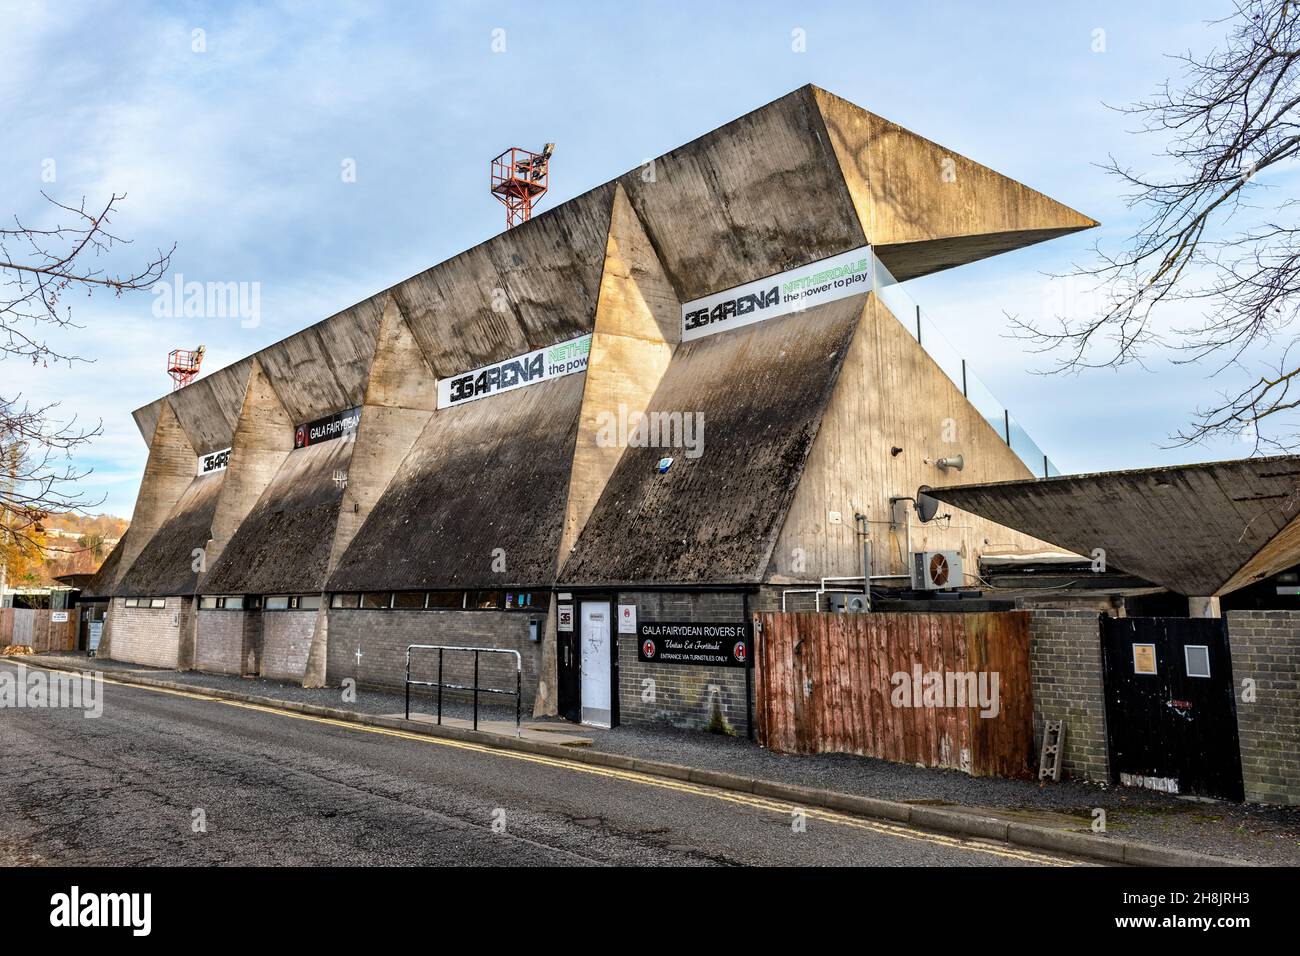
294, 406, 361, 449
437, 333, 591, 408
197, 447, 232, 476
681, 244, 873, 341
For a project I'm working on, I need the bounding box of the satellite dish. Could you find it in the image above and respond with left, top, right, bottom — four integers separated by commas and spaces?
915, 486, 940, 523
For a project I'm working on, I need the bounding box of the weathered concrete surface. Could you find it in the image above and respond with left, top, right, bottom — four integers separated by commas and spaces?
813, 87, 1097, 281
328, 372, 586, 591
200, 438, 356, 595
616, 87, 865, 301
115, 402, 197, 589
114, 472, 224, 597
203, 357, 295, 576
560, 297, 863, 586
165, 359, 253, 456
928, 455, 1300, 596
769, 294, 1053, 583
390, 183, 616, 378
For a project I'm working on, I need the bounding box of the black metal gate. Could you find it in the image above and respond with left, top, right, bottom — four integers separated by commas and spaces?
1099, 616, 1244, 801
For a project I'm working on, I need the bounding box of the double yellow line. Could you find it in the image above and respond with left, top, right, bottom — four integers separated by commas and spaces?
86, 669, 1081, 866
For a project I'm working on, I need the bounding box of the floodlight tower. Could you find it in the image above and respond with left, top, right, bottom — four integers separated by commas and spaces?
167, 345, 206, 390
490, 143, 554, 229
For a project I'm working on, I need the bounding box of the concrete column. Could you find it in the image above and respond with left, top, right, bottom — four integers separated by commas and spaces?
1189, 595, 1221, 618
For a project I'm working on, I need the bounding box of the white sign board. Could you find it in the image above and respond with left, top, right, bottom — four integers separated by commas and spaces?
557, 604, 574, 632
51, 611, 69, 623
197, 447, 232, 476
681, 245, 873, 342
617, 604, 637, 634
436, 333, 591, 409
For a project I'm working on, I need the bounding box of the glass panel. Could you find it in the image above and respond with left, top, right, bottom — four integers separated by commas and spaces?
225, 596, 244, 610
471, 590, 503, 609
392, 592, 425, 609
199, 596, 218, 609
265, 595, 290, 610
297, 594, 322, 610
361, 592, 390, 609
331, 593, 360, 609
150, 598, 166, 608
425, 591, 463, 609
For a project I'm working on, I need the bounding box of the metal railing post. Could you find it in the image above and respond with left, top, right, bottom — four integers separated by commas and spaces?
404, 646, 410, 720
473, 651, 480, 731
516, 665, 521, 731
437, 648, 444, 725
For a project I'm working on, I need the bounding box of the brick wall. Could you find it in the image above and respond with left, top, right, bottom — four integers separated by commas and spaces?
262, 610, 316, 681
1227, 611, 1300, 805
1027, 608, 1109, 783
614, 591, 753, 733
195, 610, 246, 674
325, 609, 541, 708
107, 597, 183, 668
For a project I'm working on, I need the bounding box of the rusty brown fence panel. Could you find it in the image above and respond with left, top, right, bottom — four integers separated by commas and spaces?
755, 611, 1033, 778
0, 609, 77, 652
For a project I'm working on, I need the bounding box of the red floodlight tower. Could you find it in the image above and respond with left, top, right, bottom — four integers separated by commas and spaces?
490, 143, 554, 229
167, 345, 205, 391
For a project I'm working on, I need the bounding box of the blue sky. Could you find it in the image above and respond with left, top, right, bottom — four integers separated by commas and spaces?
0, 0, 1251, 517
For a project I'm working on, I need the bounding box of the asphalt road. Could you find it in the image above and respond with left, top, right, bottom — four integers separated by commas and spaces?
0, 662, 1090, 866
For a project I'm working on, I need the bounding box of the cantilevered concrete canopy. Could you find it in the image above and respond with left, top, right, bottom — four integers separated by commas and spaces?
927, 455, 1300, 597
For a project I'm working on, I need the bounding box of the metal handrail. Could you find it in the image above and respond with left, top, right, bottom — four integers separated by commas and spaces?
405, 644, 522, 733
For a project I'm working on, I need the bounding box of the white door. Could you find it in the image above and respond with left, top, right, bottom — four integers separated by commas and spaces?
580, 601, 612, 727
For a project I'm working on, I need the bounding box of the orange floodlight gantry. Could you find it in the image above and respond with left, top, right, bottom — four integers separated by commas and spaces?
167, 345, 206, 391
490, 143, 554, 229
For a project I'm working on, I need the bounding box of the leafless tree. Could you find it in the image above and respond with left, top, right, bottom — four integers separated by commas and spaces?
0, 192, 173, 557
1013, 0, 1300, 451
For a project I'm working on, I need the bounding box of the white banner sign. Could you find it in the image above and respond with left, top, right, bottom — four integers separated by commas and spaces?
197, 447, 232, 476
436, 333, 592, 409
681, 245, 873, 342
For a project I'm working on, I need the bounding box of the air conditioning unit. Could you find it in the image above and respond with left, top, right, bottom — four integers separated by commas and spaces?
911, 550, 962, 590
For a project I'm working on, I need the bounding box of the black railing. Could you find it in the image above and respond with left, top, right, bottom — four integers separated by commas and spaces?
404, 644, 522, 732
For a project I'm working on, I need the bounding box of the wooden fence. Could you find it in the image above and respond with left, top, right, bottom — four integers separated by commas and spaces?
755, 611, 1034, 778
0, 608, 79, 653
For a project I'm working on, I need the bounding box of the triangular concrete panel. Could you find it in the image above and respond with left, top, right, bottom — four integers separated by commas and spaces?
813, 87, 1097, 281
560, 184, 681, 560
202, 356, 295, 578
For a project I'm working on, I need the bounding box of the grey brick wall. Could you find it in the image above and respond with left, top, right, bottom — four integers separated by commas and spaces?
107, 597, 183, 668
326, 609, 542, 709
1028, 608, 1109, 782
195, 610, 245, 674
262, 610, 315, 681
1227, 610, 1300, 805
615, 591, 753, 733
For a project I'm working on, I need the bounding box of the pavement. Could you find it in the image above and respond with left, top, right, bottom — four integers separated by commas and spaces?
0, 658, 1092, 867
8, 652, 1298, 866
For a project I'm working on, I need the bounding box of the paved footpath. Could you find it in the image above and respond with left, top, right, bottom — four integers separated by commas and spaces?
0, 661, 1092, 867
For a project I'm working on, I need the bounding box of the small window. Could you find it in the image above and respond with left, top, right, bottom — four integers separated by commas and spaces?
361, 592, 391, 609
199, 596, 219, 609
1185, 645, 1212, 679
298, 594, 322, 610
150, 597, 166, 609
225, 596, 244, 610
331, 593, 360, 609
426, 591, 464, 609
471, 590, 503, 609
392, 592, 425, 609
505, 591, 547, 611
125, 597, 140, 608
265, 595, 290, 610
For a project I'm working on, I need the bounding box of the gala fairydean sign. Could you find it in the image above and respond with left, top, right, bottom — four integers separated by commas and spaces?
636, 621, 751, 668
